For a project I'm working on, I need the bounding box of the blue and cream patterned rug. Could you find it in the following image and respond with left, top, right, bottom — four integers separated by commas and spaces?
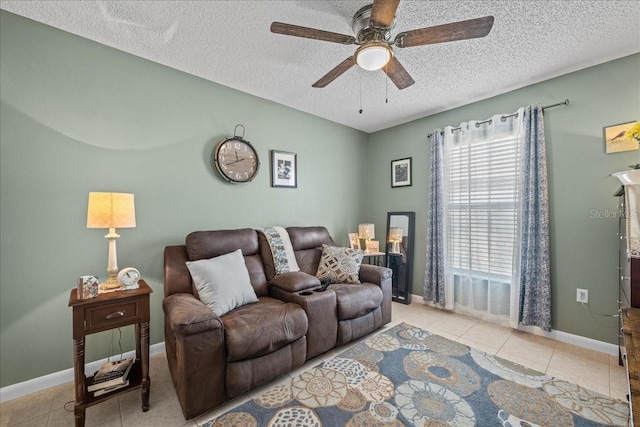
203, 322, 629, 426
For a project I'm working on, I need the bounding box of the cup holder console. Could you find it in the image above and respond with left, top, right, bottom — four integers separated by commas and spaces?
300, 280, 331, 296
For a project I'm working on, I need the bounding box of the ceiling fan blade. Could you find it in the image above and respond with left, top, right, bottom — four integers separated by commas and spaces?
394, 16, 495, 48
383, 56, 415, 90
312, 57, 356, 88
370, 0, 401, 27
271, 22, 355, 45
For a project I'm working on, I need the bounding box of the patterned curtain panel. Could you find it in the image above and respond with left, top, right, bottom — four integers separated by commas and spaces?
518, 105, 552, 331
424, 129, 449, 307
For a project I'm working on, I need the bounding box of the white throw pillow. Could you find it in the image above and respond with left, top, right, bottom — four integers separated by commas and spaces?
186, 249, 258, 316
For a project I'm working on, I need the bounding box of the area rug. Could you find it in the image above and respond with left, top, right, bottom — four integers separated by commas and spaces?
203, 322, 629, 426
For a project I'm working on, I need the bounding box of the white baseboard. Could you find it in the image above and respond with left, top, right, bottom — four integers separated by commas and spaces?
517, 324, 619, 356
409, 293, 619, 357
0, 342, 165, 403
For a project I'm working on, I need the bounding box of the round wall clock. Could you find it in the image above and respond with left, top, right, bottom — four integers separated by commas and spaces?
213, 137, 260, 183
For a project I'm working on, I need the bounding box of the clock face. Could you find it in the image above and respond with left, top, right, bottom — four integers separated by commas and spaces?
117, 267, 140, 287
213, 137, 260, 183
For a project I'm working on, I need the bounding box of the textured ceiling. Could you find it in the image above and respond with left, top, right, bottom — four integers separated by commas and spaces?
1, 1, 639, 133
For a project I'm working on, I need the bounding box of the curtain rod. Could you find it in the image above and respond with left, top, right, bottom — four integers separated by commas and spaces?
427, 99, 570, 138
542, 99, 570, 110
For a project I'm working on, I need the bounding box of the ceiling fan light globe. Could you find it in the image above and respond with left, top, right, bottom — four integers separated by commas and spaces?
355, 44, 392, 71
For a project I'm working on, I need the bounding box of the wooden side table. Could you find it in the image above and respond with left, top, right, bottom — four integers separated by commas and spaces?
68, 280, 152, 427
363, 251, 386, 266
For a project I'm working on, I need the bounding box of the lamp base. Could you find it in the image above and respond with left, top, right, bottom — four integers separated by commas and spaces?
100, 230, 123, 292
391, 241, 401, 253
99, 276, 122, 291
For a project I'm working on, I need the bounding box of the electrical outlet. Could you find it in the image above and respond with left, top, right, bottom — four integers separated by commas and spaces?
576, 288, 589, 304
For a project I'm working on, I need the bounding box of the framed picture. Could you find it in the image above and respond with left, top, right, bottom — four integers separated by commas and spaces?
391, 157, 412, 187
348, 233, 360, 250
270, 150, 297, 188
365, 240, 380, 254
604, 121, 639, 154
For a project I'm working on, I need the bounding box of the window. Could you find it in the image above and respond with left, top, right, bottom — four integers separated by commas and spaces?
445, 121, 522, 323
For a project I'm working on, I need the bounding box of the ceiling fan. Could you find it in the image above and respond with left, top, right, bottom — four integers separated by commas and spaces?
271, 0, 494, 90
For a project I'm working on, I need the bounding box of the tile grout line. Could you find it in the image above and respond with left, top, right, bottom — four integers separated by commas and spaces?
45, 390, 55, 427
492, 331, 513, 356
543, 347, 556, 376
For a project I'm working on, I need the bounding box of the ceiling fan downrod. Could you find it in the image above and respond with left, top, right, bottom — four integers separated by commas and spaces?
352, 4, 394, 44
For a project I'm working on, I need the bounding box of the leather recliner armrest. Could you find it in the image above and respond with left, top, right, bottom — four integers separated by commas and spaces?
269, 271, 321, 293
359, 264, 392, 285
359, 264, 393, 326
163, 293, 223, 336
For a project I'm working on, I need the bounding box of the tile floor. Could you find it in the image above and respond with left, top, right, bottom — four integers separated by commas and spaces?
0, 301, 629, 426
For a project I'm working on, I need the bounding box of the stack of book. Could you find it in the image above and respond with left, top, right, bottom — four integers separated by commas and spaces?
87, 358, 133, 397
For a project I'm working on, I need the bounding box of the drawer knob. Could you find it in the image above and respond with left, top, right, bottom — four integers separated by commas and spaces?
105, 310, 125, 320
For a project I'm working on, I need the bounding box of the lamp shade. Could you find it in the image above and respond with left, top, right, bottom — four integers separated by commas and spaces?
389, 227, 403, 242
354, 43, 392, 71
359, 223, 375, 240
87, 192, 136, 229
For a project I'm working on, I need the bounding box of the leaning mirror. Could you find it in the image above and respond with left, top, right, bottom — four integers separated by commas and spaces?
385, 211, 415, 304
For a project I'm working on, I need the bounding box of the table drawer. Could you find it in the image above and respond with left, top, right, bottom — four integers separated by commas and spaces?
85, 299, 141, 332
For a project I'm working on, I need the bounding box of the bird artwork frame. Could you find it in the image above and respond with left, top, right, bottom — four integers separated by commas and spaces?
604, 121, 639, 154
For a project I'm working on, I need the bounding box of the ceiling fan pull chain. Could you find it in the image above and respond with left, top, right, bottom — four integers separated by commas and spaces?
385, 64, 389, 104
359, 72, 363, 114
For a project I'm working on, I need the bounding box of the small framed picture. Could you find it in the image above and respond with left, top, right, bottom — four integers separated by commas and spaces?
349, 233, 360, 250
365, 240, 380, 254
604, 122, 639, 154
391, 157, 412, 188
270, 150, 297, 188
77, 275, 99, 300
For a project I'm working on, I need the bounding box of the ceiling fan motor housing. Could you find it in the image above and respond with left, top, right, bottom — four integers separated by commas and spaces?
351, 4, 394, 43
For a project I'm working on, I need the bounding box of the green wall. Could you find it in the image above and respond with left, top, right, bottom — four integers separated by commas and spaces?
0, 11, 368, 387
366, 53, 640, 344
1, 8, 639, 390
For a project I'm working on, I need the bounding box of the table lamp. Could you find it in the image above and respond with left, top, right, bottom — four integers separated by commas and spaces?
87, 192, 136, 290
359, 223, 375, 246
388, 227, 403, 253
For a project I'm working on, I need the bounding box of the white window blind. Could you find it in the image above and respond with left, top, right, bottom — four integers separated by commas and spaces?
445, 124, 522, 322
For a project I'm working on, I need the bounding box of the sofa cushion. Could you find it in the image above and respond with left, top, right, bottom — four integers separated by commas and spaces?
186, 228, 259, 261
316, 244, 364, 284
332, 283, 384, 320
286, 226, 335, 275
222, 296, 308, 362
270, 271, 321, 293
186, 228, 269, 297
287, 226, 335, 251
186, 249, 258, 316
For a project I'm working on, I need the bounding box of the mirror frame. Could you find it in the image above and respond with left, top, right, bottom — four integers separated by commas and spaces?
385, 211, 415, 304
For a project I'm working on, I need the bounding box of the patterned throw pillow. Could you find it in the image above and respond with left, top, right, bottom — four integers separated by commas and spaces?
316, 244, 364, 284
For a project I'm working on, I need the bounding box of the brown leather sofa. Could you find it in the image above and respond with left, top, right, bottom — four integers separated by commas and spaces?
163, 226, 392, 419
